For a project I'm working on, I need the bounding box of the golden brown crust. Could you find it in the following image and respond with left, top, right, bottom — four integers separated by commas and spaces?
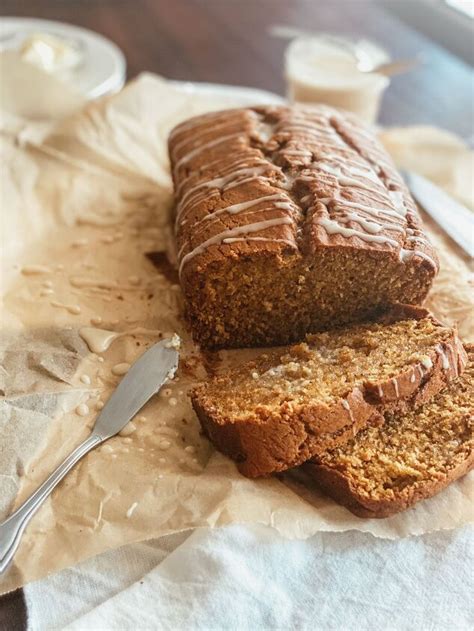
192, 306, 465, 477
194, 393, 384, 478
306, 345, 474, 518
306, 453, 474, 518
170, 105, 438, 349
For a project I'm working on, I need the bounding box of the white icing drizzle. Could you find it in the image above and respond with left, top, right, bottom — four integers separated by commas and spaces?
277, 121, 331, 134
79, 326, 162, 354
70, 276, 118, 290
174, 108, 436, 273
173, 133, 242, 174
283, 149, 312, 157
314, 162, 376, 192
348, 164, 380, 183
79, 328, 120, 353
406, 235, 427, 244
316, 217, 399, 247
277, 121, 343, 144
119, 421, 137, 437
410, 373, 416, 383
399, 248, 437, 268
336, 213, 383, 234
176, 165, 269, 224
177, 156, 255, 194
223, 173, 267, 191
76, 403, 89, 417
388, 190, 407, 216
171, 119, 239, 158
420, 356, 433, 370
223, 236, 295, 248
50, 300, 81, 315
436, 344, 450, 370
126, 502, 138, 518
377, 384, 384, 399
112, 362, 130, 376
179, 216, 293, 276
282, 116, 432, 265
451, 343, 459, 377
336, 199, 405, 221
313, 193, 434, 266
341, 399, 354, 422
255, 120, 274, 143
21, 264, 51, 275
391, 377, 400, 398
194, 194, 293, 226
169, 110, 243, 141
177, 204, 293, 260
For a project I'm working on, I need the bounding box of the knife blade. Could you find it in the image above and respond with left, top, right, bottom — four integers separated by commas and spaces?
0, 337, 179, 573
402, 170, 474, 258
93, 338, 179, 439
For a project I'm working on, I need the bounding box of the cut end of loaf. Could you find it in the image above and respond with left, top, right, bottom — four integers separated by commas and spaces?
192, 306, 465, 477
184, 245, 435, 349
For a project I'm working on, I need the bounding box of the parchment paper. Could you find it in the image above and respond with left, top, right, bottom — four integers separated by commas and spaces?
1, 74, 472, 594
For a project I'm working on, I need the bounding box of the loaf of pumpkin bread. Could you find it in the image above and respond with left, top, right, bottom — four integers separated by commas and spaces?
169, 105, 438, 349
307, 346, 474, 518
192, 305, 466, 477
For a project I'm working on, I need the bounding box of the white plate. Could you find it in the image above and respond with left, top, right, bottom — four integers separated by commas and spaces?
170, 80, 286, 106
0, 17, 126, 99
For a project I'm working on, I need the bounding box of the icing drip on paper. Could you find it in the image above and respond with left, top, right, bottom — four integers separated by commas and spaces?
79, 326, 163, 354
21, 264, 51, 275
51, 301, 81, 315
112, 362, 130, 376
79, 328, 120, 353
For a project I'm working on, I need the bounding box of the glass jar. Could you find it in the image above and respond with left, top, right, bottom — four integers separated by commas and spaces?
285, 35, 390, 124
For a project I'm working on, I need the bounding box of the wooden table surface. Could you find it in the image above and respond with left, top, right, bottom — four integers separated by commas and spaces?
2, 0, 473, 138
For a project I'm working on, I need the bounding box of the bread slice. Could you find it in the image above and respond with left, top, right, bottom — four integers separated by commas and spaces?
192, 305, 467, 477
307, 346, 474, 518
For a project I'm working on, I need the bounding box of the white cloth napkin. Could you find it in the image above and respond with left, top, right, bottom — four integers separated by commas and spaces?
24, 524, 473, 630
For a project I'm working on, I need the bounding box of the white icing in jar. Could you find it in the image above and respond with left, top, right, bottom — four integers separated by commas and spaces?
285, 36, 390, 123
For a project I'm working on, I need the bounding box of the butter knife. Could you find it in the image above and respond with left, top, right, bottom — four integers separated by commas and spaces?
403, 170, 474, 258
0, 338, 179, 574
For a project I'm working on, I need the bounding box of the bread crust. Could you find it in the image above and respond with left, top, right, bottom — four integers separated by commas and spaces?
306, 345, 474, 517
170, 105, 439, 349
192, 306, 467, 477
306, 451, 474, 518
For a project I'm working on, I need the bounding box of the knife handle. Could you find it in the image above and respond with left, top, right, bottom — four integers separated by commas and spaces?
0, 433, 102, 574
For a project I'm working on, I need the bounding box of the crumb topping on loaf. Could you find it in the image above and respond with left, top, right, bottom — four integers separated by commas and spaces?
170, 106, 438, 277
